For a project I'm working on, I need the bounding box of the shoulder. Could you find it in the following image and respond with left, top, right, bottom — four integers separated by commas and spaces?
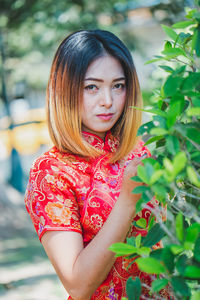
30, 146, 83, 175
28, 146, 81, 187
31, 146, 66, 171
28, 146, 92, 192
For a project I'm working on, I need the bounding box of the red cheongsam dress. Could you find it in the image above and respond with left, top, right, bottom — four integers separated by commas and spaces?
24, 131, 172, 299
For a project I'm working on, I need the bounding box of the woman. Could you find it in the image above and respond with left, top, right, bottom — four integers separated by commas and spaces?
25, 30, 169, 299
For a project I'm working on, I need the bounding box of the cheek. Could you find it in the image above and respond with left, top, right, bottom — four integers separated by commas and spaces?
81, 97, 89, 115
81, 96, 95, 122
116, 94, 126, 114
82, 94, 94, 111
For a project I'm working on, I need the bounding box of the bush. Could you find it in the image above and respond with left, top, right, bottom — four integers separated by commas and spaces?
110, 4, 200, 300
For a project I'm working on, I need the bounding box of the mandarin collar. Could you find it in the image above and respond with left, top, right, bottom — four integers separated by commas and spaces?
82, 131, 119, 153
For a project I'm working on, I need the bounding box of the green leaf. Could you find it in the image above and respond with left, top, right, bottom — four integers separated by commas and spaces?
187, 127, 200, 144
145, 57, 164, 65
132, 185, 150, 194
182, 72, 200, 91
193, 11, 200, 21
176, 254, 188, 274
185, 8, 197, 19
190, 291, 200, 300
135, 198, 145, 213
187, 107, 200, 116
191, 96, 200, 107
137, 121, 154, 136
162, 24, 178, 41
175, 124, 200, 144
159, 65, 174, 73
162, 47, 186, 58
137, 247, 151, 256
184, 225, 199, 249
150, 248, 163, 260
109, 243, 137, 256
131, 106, 167, 117
192, 26, 200, 57
173, 152, 187, 175
167, 98, 184, 128
171, 276, 191, 296
131, 176, 143, 183
172, 20, 195, 28
152, 278, 169, 292
176, 213, 184, 242
126, 237, 135, 247
163, 41, 172, 52
172, 65, 186, 76
162, 247, 175, 273
137, 165, 149, 184
194, 236, 200, 263
136, 257, 166, 274
185, 224, 200, 243
135, 234, 141, 248
143, 157, 161, 169
187, 222, 200, 234
148, 215, 156, 230
144, 135, 164, 146
142, 223, 165, 247
150, 128, 168, 136
153, 115, 167, 128
177, 32, 192, 45
163, 75, 183, 97
191, 152, 200, 162
126, 277, 141, 300
170, 244, 184, 255
166, 136, 180, 155
152, 184, 167, 198
163, 158, 174, 174
184, 265, 200, 278
161, 41, 186, 58
141, 190, 154, 204
136, 219, 147, 229
150, 170, 164, 184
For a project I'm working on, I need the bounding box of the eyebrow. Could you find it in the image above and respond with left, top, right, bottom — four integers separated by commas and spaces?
84, 77, 126, 82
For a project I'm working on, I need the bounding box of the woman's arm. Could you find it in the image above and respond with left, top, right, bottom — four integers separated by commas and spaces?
41, 158, 143, 300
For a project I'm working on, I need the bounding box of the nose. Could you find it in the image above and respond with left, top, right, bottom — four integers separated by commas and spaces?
100, 89, 112, 108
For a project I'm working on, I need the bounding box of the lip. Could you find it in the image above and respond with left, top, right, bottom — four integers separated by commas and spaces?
97, 113, 114, 121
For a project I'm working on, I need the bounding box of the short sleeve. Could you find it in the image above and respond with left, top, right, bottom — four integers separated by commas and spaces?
24, 155, 82, 241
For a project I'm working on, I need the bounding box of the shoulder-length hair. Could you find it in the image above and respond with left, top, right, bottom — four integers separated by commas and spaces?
47, 29, 142, 163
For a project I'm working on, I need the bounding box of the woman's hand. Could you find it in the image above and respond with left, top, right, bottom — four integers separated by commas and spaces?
120, 155, 146, 206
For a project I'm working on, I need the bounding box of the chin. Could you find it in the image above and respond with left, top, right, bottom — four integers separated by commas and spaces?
95, 127, 112, 133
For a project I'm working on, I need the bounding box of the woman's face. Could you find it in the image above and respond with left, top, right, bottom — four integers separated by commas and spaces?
81, 55, 126, 139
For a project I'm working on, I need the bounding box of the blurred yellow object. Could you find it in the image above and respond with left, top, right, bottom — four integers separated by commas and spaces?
0, 108, 52, 159
12, 123, 51, 155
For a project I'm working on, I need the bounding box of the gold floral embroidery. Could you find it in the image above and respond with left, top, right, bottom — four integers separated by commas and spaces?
45, 174, 55, 183
90, 214, 103, 229
45, 202, 72, 225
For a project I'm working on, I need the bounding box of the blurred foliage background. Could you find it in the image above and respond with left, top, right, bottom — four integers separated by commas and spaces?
0, 0, 196, 299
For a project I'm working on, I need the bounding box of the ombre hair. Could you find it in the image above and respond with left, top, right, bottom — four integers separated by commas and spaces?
47, 29, 142, 163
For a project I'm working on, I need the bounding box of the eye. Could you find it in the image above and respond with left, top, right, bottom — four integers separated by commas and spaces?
84, 84, 98, 92
113, 83, 125, 90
